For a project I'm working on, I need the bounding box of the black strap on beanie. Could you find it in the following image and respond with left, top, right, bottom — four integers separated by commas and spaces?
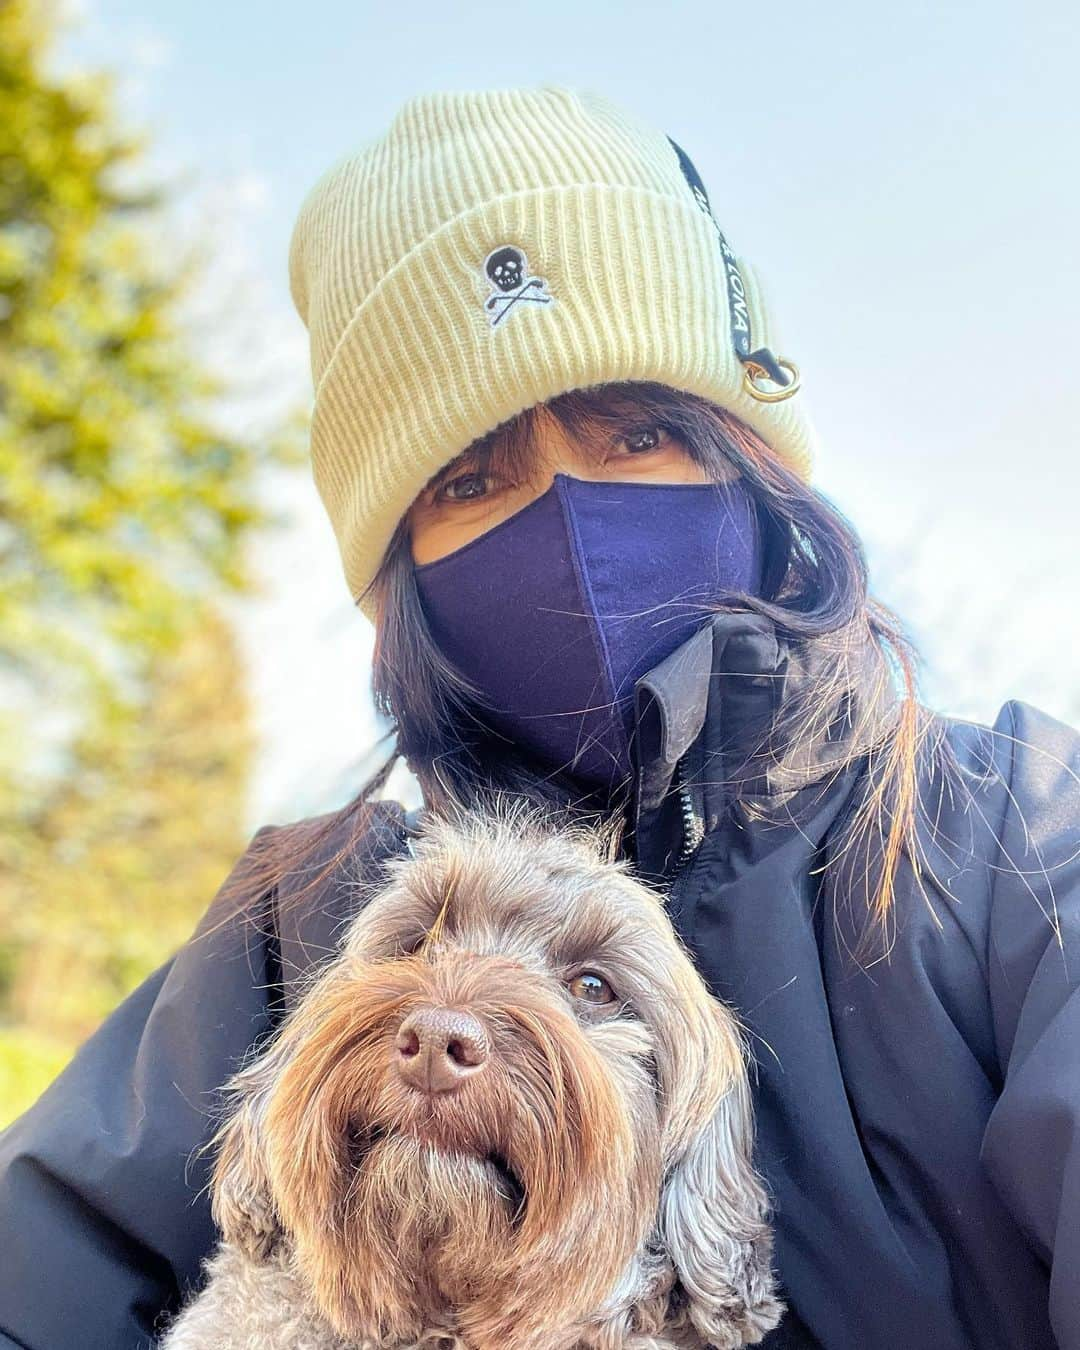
666, 135, 793, 389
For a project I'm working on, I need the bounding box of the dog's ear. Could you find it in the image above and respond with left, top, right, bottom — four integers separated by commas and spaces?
207, 1042, 286, 1260
659, 1004, 784, 1346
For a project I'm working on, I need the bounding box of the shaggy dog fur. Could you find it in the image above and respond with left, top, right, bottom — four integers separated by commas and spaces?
159, 809, 783, 1350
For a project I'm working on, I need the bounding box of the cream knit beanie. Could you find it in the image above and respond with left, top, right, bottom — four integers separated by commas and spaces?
287, 84, 816, 615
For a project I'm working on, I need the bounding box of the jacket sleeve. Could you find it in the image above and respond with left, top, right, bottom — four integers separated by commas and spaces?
0, 824, 283, 1350
981, 699, 1080, 1350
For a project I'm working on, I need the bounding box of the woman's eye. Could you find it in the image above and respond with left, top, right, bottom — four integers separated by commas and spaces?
568, 971, 616, 1004
620, 424, 666, 455
439, 472, 493, 502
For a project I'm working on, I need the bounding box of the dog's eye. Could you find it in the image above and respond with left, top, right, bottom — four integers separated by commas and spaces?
567, 971, 615, 1004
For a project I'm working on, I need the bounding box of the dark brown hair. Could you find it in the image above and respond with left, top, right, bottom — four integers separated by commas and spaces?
221, 381, 952, 947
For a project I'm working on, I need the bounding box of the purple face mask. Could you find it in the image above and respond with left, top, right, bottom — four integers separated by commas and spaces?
413, 473, 763, 792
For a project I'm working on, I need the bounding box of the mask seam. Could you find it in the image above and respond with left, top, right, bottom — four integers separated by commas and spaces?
556, 478, 623, 723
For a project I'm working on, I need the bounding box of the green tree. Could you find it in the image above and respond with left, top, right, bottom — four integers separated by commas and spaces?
0, 0, 304, 795
0, 603, 257, 1124
0, 0, 307, 1122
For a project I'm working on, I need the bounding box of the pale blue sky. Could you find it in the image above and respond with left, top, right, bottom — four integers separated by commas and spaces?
57, 0, 1079, 829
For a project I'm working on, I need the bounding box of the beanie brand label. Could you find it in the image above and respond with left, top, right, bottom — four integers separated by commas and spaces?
666, 136, 791, 388
482, 245, 555, 328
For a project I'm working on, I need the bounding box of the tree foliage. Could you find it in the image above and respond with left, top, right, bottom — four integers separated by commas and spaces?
0, 0, 304, 800
0, 0, 307, 1124
0, 603, 258, 1124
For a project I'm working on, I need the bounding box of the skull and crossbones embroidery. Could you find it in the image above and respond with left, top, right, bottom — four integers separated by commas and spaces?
482, 245, 554, 328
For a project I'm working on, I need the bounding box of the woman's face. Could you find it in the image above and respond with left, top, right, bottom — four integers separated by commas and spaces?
407, 406, 731, 565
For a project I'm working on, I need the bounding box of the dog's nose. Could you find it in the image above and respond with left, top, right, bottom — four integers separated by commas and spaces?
395, 1008, 489, 1094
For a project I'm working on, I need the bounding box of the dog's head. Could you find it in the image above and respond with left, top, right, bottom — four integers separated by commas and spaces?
211, 808, 779, 1348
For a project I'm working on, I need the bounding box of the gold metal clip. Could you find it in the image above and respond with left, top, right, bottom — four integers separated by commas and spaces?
743, 357, 801, 403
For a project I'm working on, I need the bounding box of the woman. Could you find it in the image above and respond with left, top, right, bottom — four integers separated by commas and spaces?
1, 85, 1077, 1350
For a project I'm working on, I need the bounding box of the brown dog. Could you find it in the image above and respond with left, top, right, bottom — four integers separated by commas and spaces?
160, 808, 782, 1349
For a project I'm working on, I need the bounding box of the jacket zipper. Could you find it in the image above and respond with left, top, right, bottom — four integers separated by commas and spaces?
671, 754, 704, 877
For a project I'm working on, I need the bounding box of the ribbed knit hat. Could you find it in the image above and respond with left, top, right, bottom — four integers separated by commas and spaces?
287, 84, 816, 615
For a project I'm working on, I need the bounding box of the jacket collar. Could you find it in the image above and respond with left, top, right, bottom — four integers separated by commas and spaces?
629, 609, 897, 872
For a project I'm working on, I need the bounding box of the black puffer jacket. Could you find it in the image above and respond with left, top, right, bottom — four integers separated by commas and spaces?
2, 611, 1078, 1350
